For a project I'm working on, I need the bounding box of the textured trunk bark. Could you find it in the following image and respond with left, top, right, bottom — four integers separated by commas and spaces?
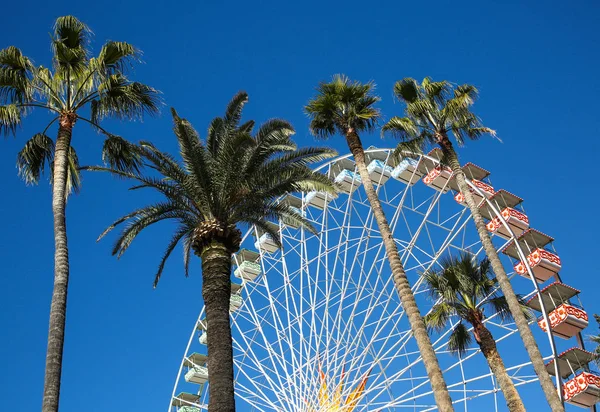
201, 240, 236, 412
440, 138, 564, 412
345, 130, 455, 412
474, 321, 526, 412
42, 118, 73, 412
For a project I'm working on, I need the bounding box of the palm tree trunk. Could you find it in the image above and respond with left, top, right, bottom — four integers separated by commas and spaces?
200, 240, 236, 412
474, 322, 526, 411
345, 129, 455, 412
439, 137, 564, 412
42, 117, 74, 412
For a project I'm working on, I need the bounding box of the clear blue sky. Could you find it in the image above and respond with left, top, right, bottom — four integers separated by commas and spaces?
1, 1, 599, 411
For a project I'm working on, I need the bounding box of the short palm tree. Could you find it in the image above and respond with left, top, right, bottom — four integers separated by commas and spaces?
382, 77, 563, 411
96, 93, 336, 412
424, 253, 531, 412
0, 16, 159, 412
305, 75, 454, 412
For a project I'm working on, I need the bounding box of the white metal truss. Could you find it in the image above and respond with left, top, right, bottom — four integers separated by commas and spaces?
168, 149, 579, 412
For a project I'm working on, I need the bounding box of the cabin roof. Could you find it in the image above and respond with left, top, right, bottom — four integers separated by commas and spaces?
546, 347, 596, 378
502, 228, 555, 259
526, 282, 581, 313
172, 392, 200, 406
478, 190, 524, 220
183, 353, 208, 368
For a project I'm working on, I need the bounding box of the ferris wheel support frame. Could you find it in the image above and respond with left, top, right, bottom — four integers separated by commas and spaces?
166, 148, 585, 411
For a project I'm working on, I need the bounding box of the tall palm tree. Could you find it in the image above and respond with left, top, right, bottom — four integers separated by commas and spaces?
0, 16, 160, 412
96, 93, 336, 412
382, 77, 564, 411
305, 75, 455, 412
424, 253, 531, 412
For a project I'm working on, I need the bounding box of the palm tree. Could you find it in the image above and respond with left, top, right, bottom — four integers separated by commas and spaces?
305, 75, 455, 412
590, 315, 600, 365
0, 16, 160, 412
95, 93, 336, 412
382, 77, 564, 411
424, 253, 531, 412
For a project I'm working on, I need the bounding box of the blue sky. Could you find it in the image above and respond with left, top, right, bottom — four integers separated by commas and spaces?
1, 1, 599, 411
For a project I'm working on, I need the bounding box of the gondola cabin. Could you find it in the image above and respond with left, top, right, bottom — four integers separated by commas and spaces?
183, 353, 209, 385
197, 319, 207, 345
230, 282, 243, 313
253, 222, 280, 254
331, 158, 362, 194
527, 282, 589, 339
478, 189, 523, 221
367, 159, 393, 185
418, 150, 453, 192
392, 157, 422, 185
172, 392, 202, 412
454, 179, 495, 206
304, 191, 333, 210
502, 229, 558, 282
486, 207, 530, 240
546, 348, 600, 408
514, 247, 561, 283
233, 249, 261, 282
365, 148, 394, 185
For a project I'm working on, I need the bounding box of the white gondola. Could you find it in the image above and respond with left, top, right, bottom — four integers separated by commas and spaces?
454, 179, 495, 206
546, 348, 600, 408
254, 233, 278, 253
197, 319, 207, 345
329, 158, 362, 194
514, 247, 561, 283
304, 191, 332, 210
527, 282, 589, 339
253, 222, 280, 254
367, 159, 393, 185
233, 249, 261, 281
391, 157, 422, 185
334, 169, 362, 194
230, 294, 242, 312
184, 353, 209, 385
229, 282, 243, 312
486, 207, 530, 239
172, 392, 201, 412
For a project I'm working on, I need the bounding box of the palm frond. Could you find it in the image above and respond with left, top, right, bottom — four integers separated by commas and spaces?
392, 135, 429, 162
422, 77, 451, 105
52, 16, 90, 77
0, 46, 34, 104
448, 322, 473, 356
17, 132, 54, 184
424, 302, 454, 332
152, 226, 193, 288
393, 78, 421, 103
65, 146, 81, 196
92, 74, 160, 121
102, 134, 143, 173
0, 104, 22, 136
98, 41, 139, 74
381, 116, 419, 141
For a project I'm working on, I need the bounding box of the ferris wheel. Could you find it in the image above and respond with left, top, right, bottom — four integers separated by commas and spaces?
168, 148, 596, 411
